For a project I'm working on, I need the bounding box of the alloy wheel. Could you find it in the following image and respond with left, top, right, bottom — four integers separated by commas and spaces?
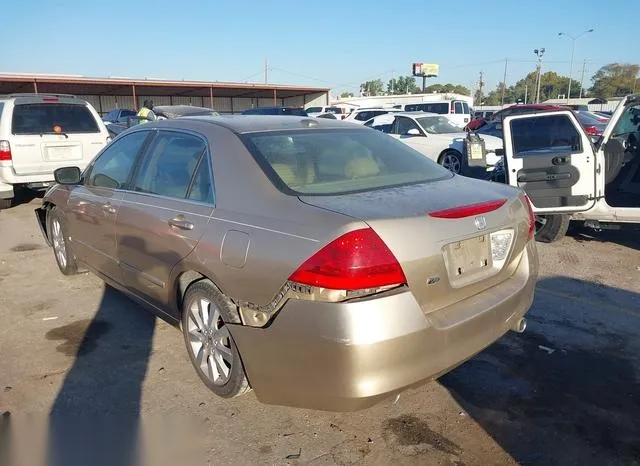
187, 297, 233, 386
51, 219, 67, 269
442, 153, 462, 174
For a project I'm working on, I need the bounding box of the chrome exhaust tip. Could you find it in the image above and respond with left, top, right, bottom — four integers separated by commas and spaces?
511, 317, 527, 333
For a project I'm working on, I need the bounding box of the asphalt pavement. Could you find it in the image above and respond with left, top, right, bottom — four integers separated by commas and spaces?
0, 197, 639, 466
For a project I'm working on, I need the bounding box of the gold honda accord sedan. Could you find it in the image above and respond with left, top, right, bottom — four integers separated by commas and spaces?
36, 116, 538, 411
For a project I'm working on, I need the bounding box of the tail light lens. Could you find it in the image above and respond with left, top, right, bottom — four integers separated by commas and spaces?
450, 102, 455, 114
584, 125, 600, 136
522, 195, 535, 240
289, 228, 406, 291
0, 141, 11, 161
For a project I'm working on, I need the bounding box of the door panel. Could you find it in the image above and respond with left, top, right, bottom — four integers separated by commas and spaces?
503, 111, 596, 213
116, 193, 213, 306
67, 187, 123, 280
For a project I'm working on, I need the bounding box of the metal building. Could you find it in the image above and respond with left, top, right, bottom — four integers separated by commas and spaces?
0, 73, 330, 115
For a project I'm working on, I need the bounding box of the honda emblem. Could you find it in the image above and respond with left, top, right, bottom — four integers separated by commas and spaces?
474, 216, 487, 230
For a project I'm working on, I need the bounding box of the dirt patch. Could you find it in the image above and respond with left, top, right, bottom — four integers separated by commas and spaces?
45, 319, 112, 357
10, 244, 42, 252
383, 414, 460, 456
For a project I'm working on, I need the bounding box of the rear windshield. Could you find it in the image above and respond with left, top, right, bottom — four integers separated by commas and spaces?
242, 129, 451, 196
12, 103, 99, 134
404, 102, 449, 114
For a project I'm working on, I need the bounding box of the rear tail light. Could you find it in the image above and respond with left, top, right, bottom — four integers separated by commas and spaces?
450, 102, 455, 114
288, 227, 406, 291
428, 199, 507, 219
42, 97, 59, 102
0, 141, 11, 161
584, 125, 600, 136
522, 195, 535, 240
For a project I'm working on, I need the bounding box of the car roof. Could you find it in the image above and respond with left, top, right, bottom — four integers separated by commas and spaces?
177, 115, 361, 133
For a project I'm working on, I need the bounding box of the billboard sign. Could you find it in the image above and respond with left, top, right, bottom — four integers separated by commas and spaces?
412, 63, 439, 78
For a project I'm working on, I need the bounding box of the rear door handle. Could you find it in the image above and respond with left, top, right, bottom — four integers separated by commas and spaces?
168, 216, 194, 231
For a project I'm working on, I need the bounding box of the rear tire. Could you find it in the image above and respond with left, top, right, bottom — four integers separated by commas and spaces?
0, 198, 13, 210
47, 207, 79, 275
182, 280, 251, 399
535, 214, 570, 243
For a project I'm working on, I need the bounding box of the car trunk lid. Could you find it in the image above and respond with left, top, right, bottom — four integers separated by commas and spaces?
299, 176, 531, 315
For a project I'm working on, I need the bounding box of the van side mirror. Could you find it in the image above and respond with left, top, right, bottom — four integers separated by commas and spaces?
406, 128, 421, 136
54, 167, 82, 185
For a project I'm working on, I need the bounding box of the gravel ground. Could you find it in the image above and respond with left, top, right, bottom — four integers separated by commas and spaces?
0, 197, 639, 466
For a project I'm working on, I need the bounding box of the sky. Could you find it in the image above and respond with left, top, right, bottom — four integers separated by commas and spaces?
3, 0, 638, 97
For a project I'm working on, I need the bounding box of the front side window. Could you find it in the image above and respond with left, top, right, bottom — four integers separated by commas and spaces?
394, 117, 422, 135
611, 104, 640, 137
355, 111, 372, 121
12, 103, 99, 134
462, 103, 470, 114
454, 102, 464, 114
416, 116, 461, 134
87, 131, 149, 189
242, 129, 451, 196
306, 107, 323, 113
510, 114, 582, 157
133, 132, 206, 199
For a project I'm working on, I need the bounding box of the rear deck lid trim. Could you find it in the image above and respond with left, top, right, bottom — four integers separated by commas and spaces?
428, 199, 507, 219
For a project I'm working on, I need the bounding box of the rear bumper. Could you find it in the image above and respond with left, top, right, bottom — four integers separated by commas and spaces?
229, 241, 538, 411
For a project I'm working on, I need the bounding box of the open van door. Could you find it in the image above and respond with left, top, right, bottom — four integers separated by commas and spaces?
503, 110, 597, 213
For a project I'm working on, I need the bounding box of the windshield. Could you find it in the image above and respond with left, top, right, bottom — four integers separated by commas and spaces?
242, 129, 451, 196
306, 107, 323, 113
12, 103, 99, 134
416, 116, 462, 134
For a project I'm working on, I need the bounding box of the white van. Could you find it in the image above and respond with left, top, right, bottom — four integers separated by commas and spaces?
500, 95, 640, 242
0, 94, 110, 208
403, 100, 472, 127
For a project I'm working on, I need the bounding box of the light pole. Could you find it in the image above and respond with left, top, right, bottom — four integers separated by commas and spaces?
558, 29, 594, 103
534, 48, 545, 103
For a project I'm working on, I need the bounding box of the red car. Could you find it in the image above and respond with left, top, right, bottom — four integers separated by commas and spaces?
467, 104, 563, 130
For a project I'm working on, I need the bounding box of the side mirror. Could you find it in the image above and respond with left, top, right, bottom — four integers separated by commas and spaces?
495, 148, 505, 157
407, 128, 421, 136
54, 167, 82, 185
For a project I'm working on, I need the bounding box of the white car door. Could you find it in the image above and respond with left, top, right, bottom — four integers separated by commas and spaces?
503, 111, 597, 214
592, 95, 640, 222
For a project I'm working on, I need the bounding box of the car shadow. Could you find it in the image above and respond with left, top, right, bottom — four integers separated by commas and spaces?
47, 283, 156, 466
567, 222, 640, 250
440, 276, 640, 465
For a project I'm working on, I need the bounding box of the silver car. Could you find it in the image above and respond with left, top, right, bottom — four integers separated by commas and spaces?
36, 116, 538, 411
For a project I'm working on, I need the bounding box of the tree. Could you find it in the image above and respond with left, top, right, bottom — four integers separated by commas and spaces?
482, 71, 581, 106
360, 79, 385, 96
425, 83, 471, 96
590, 63, 640, 98
387, 76, 420, 95
340, 92, 354, 98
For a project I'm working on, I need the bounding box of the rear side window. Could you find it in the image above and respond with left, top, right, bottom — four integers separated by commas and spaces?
133, 132, 206, 199
405, 103, 449, 114
355, 111, 372, 121
462, 103, 470, 114
510, 114, 582, 157
0, 103, 5, 119
12, 103, 99, 134
306, 107, 323, 113
87, 131, 149, 189
242, 129, 451, 196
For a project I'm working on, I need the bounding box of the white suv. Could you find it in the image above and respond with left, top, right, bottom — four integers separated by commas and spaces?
0, 94, 110, 208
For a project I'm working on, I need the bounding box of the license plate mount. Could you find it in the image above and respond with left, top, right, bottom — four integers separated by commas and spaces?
444, 235, 492, 285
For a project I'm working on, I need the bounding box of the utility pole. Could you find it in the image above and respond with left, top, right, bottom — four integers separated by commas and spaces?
559, 29, 594, 103
478, 71, 484, 107
264, 58, 268, 84
579, 59, 587, 98
501, 58, 508, 106
524, 84, 528, 104
534, 48, 545, 103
